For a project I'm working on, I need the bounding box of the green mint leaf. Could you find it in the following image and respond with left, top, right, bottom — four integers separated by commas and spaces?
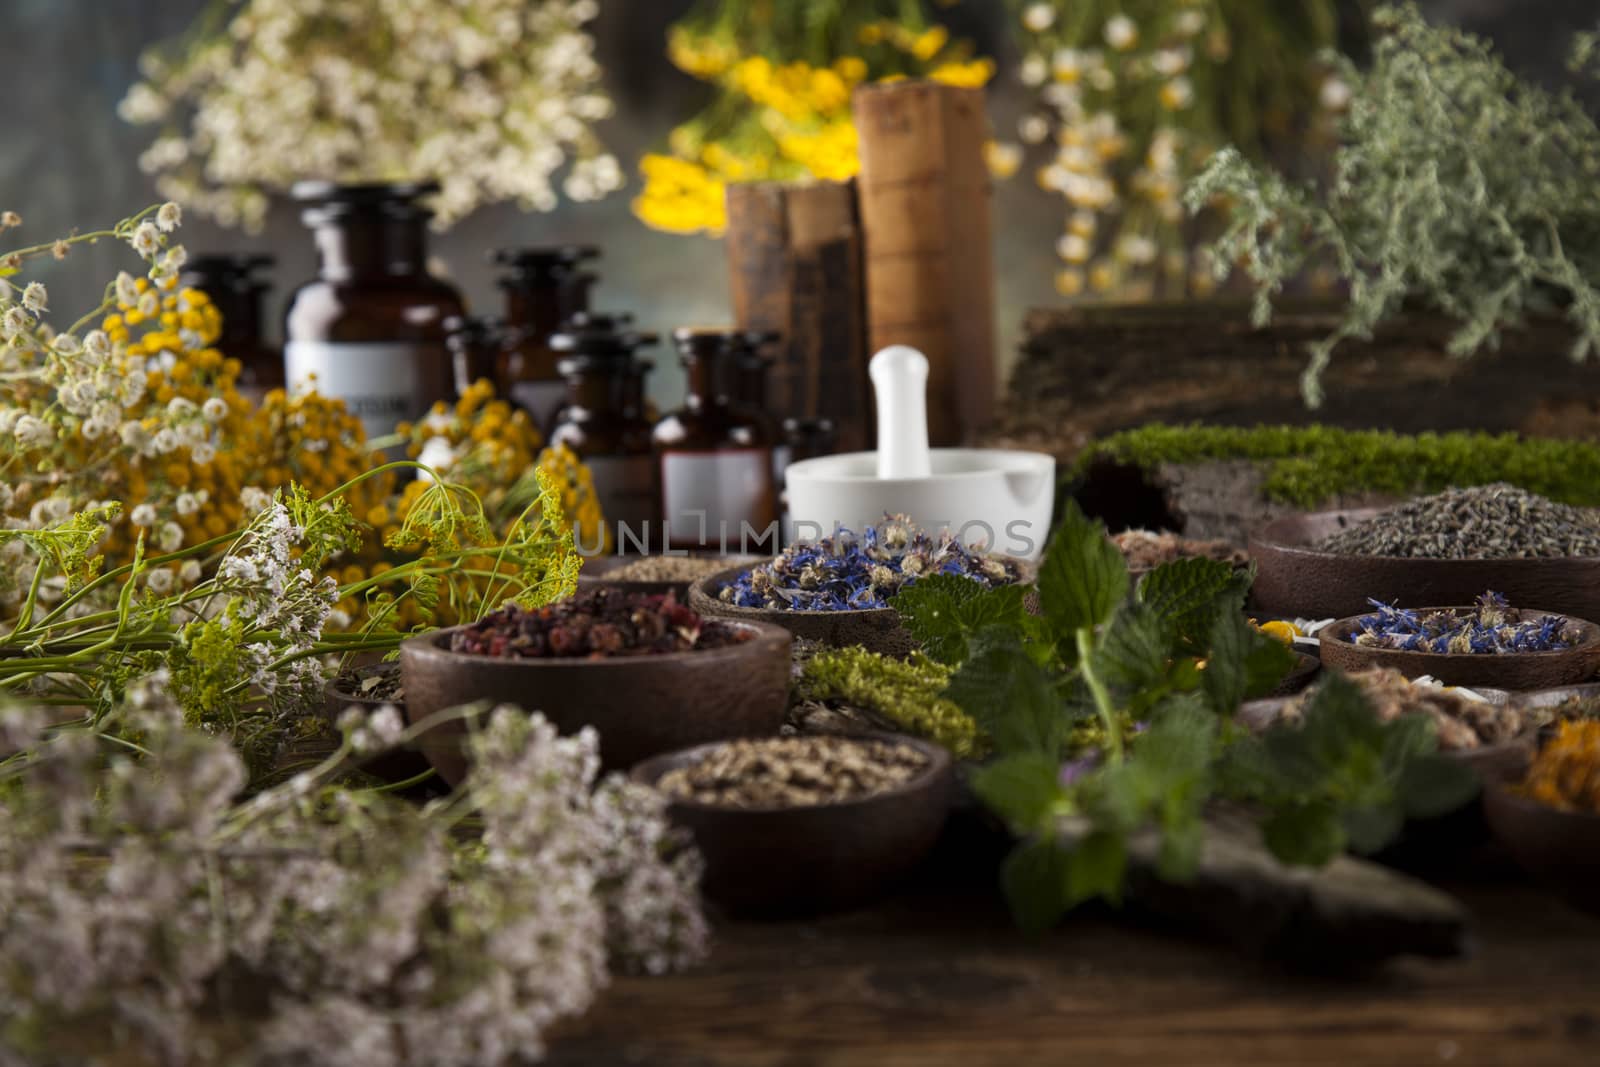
1036, 501, 1128, 640
1340, 803, 1406, 855
969, 753, 1064, 834
1092, 600, 1171, 699
1064, 829, 1127, 907
1201, 611, 1297, 715
1261, 802, 1346, 866
1137, 557, 1249, 652
1396, 754, 1481, 819
944, 635, 1067, 756
1001, 836, 1072, 935
893, 575, 1027, 666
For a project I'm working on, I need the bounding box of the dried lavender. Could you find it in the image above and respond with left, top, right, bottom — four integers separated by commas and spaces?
451, 589, 751, 659
1314, 484, 1600, 559
0, 674, 709, 1066
656, 736, 931, 808
719, 516, 1021, 612
1350, 592, 1581, 655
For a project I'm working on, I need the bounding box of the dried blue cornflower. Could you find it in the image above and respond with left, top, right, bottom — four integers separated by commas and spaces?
719, 515, 1022, 612
1351, 592, 1579, 655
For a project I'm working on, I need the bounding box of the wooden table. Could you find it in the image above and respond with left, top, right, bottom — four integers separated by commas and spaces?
549, 875, 1600, 1066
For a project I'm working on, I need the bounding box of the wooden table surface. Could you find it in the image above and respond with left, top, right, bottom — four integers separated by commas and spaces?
548, 870, 1600, 1067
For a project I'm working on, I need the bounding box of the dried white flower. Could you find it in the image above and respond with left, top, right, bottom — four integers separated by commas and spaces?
20, 281, 47, 313
129, 221, 162, 257
130, 503, 158, 527
201, 396, 228, 422
13, 414, 53, 449
156, 201, 183, 232
115, 272, 141, 307
1022, 3, 1055, 33
1104, 14, 1138, 51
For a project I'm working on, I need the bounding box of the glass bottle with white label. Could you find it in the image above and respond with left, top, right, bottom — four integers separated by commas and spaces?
283, 182, 464, 446
494, 246, 597, 435
653, 328, 780, 554
547, 313, 658, 549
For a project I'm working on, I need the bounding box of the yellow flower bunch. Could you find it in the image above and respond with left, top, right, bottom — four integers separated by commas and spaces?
636, 1, 1002, 236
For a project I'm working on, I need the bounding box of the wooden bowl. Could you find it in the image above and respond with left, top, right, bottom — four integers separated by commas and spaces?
1484, 774, 1600, 916
323, 664, 434, 786
1249, 508, 1600, 623
631, 732, 955, 917
1317, 608, 1600, 691
399, 619, 793, 785
688, 559, 1033, 658
575, 554, 760, 600
688, 562, 917, 657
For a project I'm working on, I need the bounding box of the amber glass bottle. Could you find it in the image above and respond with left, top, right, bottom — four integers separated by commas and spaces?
493, 246, 598, 434
653, 328, 780, 553
443, 315, 503, 401
547, 312, 658, 546
179, 254, 282, 405
283, 181, 464, 445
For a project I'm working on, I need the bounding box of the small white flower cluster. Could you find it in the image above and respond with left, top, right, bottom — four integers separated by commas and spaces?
122, 0, 620, 229
0, 204, 216, 602
209, 499, 339, 708
0, 680, 707, 1066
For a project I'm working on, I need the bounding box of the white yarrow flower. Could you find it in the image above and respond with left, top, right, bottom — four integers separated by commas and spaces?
146, 567, 175, 594
129, 221, 162, 258
1022, 3, 1056, 33
14, 415, 53, 449
158, 522, 185, 553
115, 272, 141, 307
20, 282, 47, 313
156, 201, 183, 232
131, 504, 158, 527
1104, 15, 1138, 51
202, 396, 229, 422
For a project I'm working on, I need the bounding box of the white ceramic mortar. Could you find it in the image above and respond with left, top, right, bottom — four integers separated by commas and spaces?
784, 346, 1056, 560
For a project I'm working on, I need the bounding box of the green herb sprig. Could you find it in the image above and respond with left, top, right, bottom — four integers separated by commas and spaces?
1186, 3, 1600, 407
893, 502, 1478, 932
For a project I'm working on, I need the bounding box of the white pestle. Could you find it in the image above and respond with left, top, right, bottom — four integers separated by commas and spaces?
869, 345, 933, 479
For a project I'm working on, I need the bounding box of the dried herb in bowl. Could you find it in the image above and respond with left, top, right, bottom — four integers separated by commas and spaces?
1314, 484, 1600, 559
1112, 529, 1249, 572
1282, 667, 1525, 751
719, 517, 1020, 612
656, 736, 930, 808
1517, 721, 1600, 814
1351, 593, 1581, 655
450, 589, 751, 659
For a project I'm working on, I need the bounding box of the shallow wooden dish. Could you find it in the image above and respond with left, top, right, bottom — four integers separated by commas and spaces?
631, 732, 954, 918
575, 554, 760, 600
1484, 771, 1600, 916
689, 558, 1033, 658
689, 563, 914, 657
323, 664, 434, 786
399, 619, 792, 784
1248, 508, 1600, 623
1317, 608, 1600, 691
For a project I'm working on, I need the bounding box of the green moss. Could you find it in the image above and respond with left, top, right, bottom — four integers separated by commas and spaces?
796, 647, 985, 759
1074, 424, 1600, 510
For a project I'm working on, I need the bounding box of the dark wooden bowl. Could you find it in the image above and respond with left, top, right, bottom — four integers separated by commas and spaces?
1317, 608, 1600, 691
399, 619, 793, 785
1484, 773, 1600, 916
688, 559, 1034, 658
1241, 690, 1529, 863
1249, 508, 1600, 623
323, 665, 435, 786
631, 732, 955, 918
688, 562, 917, 658
575, 554, 761, 600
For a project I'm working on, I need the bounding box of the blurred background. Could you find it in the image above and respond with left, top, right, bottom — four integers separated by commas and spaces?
2, 0, 1595, 409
